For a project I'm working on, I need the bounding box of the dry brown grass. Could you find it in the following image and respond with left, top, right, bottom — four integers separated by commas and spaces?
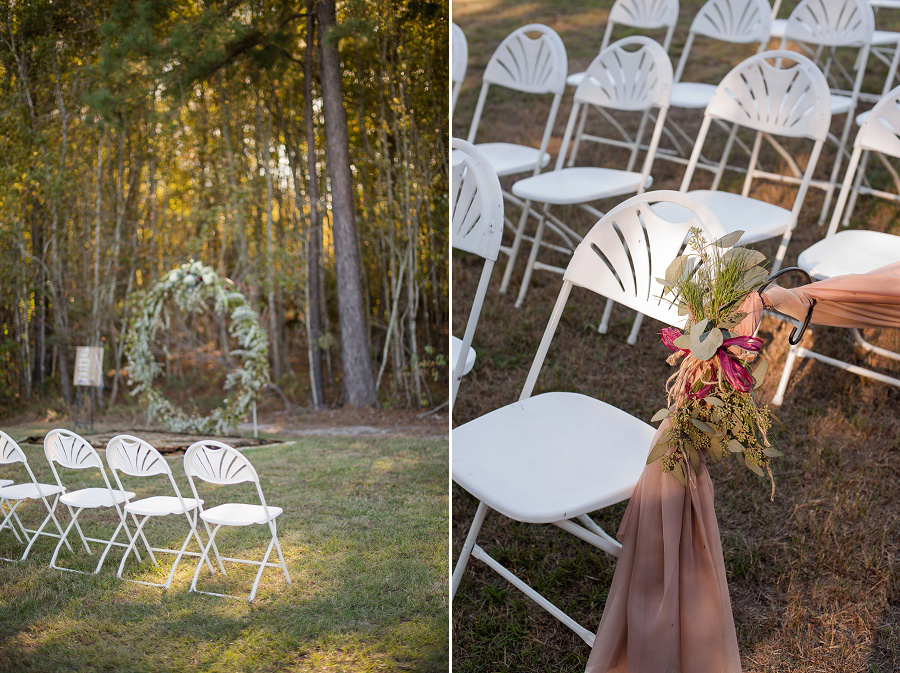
452, 1, 900, 670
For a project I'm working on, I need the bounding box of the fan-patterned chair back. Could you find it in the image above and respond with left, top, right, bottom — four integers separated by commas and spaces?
574, 37, 672, 113
0, 431, 27, 466
706, 50, 832, 141
784, 0, 874, 47
44, 429, 103, 470
185, 440, 259, 486
452, 139, 504, 261
482, 24, 568, 95
106, 435, 170, 478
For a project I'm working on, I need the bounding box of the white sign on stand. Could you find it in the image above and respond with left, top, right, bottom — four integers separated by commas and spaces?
73, 347, 104, 388
73, 347, 104, 431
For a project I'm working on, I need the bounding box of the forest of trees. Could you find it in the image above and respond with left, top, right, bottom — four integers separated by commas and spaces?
0, 0, 448, 414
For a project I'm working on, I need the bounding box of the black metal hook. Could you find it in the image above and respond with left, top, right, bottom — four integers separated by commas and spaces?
757, 267, 817, 345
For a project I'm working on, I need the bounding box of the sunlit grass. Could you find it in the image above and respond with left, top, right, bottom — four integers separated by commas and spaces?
0, 435, 448, 673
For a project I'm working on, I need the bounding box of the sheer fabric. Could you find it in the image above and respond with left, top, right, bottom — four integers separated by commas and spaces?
586, 262, 900, 673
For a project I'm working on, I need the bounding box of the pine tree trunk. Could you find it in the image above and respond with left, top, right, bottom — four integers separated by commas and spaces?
315, 0, 376, 407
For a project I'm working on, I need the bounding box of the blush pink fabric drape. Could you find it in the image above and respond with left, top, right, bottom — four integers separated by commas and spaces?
585, 262, 900, 673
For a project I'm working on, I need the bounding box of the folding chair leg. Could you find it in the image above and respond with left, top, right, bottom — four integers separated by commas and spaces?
819, 112, 856, 225
0, 500, 26, 545
50, 507, 84, 571
66, 505, 92, 555
190, 523, 223, 593
452, 501, 488, 599
202, 518, 226, 575
772, 342, 801, 406
95, 506, 142, 574
131, 512, 157, 565
116, 515, 151, 579
597, 298, 615, 334
499, 200, 534, 295
248, 536, 277, 603
626, 312, 645, 346
21, 495, 73, 560
515, 207, 549, 309
270, 520, 291, 584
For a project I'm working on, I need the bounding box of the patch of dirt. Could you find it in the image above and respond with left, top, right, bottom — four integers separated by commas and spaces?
22, 431, 277, 454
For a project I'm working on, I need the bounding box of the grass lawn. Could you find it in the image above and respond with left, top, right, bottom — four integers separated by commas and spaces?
0, 431, 448, 673
452, 1, 900, 671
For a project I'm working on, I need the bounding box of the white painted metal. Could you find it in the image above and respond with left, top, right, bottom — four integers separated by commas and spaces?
452, 23, 468, 114
669, 50, 832, 275
0, 430, 70, 561
781, 0, 875, 224
106, 434, 219, 590
510, 37, 675, 308
43, 429, 145, 575
772, 89, 900, 405
657, 0, 772, 170
184, 440, 290, 602
464, 25, 567, 296
452, 191, 734, 643
451, 139, 504, 408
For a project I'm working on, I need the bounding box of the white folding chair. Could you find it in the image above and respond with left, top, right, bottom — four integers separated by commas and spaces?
452, 190, 729, 646
654, 50, 832, 277
564, 0, 680, 174
0, 431, 69, 561
106, 435, 220, 589
185, 440, 290, 602
451, 139, 504, 408
43, 429, 147, 575
452, 22, 468, 114
657, 0, 772, 170
510, 37, 674, 309
568, 0, 679, 82
776, 0, 875, 224
772, 86, 900, 405
463, 25, 568, 294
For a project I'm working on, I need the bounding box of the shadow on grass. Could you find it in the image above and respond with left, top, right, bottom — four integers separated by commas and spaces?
0, 437, 448, 673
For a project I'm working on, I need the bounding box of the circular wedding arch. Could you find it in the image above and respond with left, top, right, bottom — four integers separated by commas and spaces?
125, 261, 269, 435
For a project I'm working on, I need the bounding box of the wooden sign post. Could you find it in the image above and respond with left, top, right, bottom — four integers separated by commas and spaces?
73, 346, 104, 431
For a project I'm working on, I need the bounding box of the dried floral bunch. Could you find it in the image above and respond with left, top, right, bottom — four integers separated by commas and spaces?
649, 228, 781, 499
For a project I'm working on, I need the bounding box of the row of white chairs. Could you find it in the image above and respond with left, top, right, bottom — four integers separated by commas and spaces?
453, 0, 898, 304
453, 83, 900, 410
451, 177, 898, 661
0, 429, 289, 602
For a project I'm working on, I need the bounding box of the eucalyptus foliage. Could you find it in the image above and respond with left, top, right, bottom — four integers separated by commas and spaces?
125, 261, 269, 434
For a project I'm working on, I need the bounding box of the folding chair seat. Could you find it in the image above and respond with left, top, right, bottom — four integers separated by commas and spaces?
509, 37, 674, 309
451, 139, 504, 408
106, 434, 218, 589
185, 440, 290, 602
772, 86, 900, 404
452, 22, 468, 114
462, 24, 568, 295
452, 190, 730, 646
43, 429, 147, 574
0, 431, 69, 561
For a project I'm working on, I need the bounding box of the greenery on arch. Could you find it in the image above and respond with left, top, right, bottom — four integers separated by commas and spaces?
125, 261, 269, 434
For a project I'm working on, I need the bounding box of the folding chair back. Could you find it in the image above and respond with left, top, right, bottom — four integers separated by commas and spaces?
703, 50, 832, 140
675, 0, 771, 82
605, 0, 680, 50
184, 440, 271, 516
106, 435, 171, 478
520, 190, 729, 400
44, 429, 103, 471
784, 0, 874, 47
558, 37, 673, 179
0, 431, 28, 466
452, 22, 468, 113
451, 138, 504, 406
480, 24, 567, 95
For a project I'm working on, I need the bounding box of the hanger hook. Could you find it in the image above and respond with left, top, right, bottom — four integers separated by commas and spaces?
757, 267, 817, 345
